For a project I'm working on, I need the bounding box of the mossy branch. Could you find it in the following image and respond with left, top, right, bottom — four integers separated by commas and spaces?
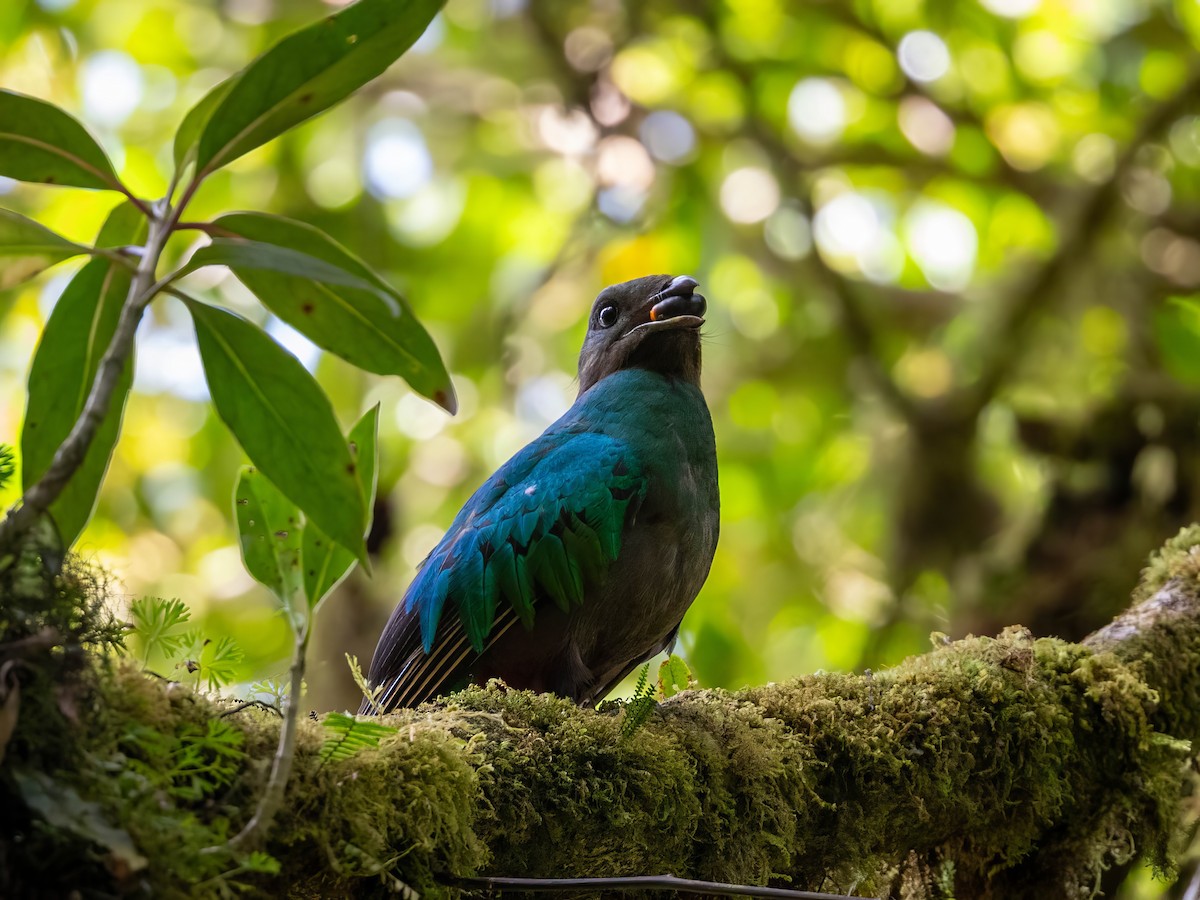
5, 527, 1200, 899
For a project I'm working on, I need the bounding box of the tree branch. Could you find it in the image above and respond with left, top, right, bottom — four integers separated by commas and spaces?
13, 527, 1195, 898
0, 202, 174, 548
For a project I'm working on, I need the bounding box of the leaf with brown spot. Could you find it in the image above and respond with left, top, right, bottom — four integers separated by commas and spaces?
212, 212, 456, 413
0, 90, 124, 191
184, 0, 443, 176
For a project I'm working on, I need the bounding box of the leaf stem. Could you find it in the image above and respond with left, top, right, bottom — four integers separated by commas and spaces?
174, 221, 222, 235
117, 188, 155, 219
205, 630, 307, 854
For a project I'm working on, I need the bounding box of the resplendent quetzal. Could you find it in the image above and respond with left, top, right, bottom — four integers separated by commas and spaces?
362, 274, 719, 711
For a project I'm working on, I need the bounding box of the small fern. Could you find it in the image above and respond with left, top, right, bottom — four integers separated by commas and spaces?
129, 596, 191, 664
620, 663, 656, 740
122, 718, 245, 802
0, 443, 14, 491
318, 712, 398, 765
241, 850, 282, 875
620, 655, 696, 739
177, 632, 245, 692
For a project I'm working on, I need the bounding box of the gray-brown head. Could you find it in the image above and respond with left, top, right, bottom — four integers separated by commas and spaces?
577, 274, 706, 394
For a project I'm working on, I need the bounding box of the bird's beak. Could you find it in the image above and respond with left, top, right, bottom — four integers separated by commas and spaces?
623, 275, 706, 338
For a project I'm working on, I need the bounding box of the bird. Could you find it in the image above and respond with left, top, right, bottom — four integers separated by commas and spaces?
361, 274, 719, 712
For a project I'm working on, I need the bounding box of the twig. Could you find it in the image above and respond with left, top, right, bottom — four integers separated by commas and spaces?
452, 873, 869, 899
114, 186, 154, 219
161, 285, 205, 306
174, 221, 223, 235
89, 246, 141, 272
217, 699, 283, 719
171, 177, 203, 232
0, 200, 174, 547
205, 631, 307, 854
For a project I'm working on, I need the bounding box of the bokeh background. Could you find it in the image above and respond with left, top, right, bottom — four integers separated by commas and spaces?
3, 0, 1200, 892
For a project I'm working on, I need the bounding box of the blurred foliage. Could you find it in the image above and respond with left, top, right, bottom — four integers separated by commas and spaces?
3, 1, 1200, 889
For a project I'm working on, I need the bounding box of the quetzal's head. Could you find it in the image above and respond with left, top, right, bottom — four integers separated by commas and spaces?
577, 274, 707, 393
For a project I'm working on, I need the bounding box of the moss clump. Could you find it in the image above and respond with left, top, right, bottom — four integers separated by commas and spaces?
4, 530, 1200, 898
0, 528, 128, 894
1134, 524, 1200, 602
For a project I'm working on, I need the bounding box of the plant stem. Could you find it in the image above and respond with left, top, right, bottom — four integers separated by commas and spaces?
207, 630, 308, 854
0, 199, 175, 548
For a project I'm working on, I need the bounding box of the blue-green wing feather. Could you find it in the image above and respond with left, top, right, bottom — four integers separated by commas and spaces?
406, 430, 646, 653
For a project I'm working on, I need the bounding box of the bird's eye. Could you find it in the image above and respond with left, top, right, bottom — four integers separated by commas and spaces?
597, 305, 618, 328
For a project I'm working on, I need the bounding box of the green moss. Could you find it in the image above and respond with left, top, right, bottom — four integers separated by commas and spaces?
1134, 525, 1200, 603
4, 532, 1200, 898
1098, 524, 1200, 745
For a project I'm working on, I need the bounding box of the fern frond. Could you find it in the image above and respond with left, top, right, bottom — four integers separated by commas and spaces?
129, 596, 190, 664
345, 652, 385, 714
620, 663, 656, 740
319, 712, 397, 765
0, 444, 14, 491
201, 635, 244, 691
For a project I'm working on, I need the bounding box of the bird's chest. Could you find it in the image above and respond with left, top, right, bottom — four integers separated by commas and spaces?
578, 397, 719, 657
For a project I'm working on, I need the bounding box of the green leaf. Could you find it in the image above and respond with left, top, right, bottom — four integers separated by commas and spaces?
301, 405, 379, 611
95, 199, 149, 249
657, 655, 694, 699
187, 0, 443, 176
214, 213, 456, 413
345, 652, 384, 714
318, 711, 397, 764
185, 299, 368, 564
0, 209, 89, 289
20, 205, 146, 546
0, 90, 123, 191
172, 76, 238, 171
177, 238, 387, 292
234, 465, 305, 632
